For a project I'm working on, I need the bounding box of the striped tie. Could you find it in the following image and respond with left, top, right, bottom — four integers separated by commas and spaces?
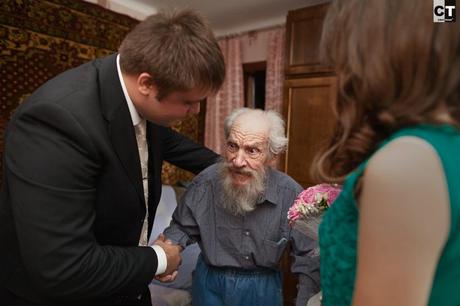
134, 119, 149, 246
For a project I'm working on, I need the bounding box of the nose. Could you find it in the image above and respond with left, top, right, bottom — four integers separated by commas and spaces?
232, 150, 247, 168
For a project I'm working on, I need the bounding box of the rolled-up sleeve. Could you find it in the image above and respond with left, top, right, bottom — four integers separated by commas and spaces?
163, 182, 202, 248
291, 227, 321, 305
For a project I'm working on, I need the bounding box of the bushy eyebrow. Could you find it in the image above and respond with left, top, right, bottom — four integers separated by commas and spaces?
227, 139, 265, 148
245, 142, 265, 148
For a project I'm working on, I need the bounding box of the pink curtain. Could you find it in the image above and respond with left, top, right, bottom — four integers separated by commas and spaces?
205, 37, 244, 154
265, 27, 286, 113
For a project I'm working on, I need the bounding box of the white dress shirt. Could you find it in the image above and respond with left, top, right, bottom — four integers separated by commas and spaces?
116, 54, 167, 276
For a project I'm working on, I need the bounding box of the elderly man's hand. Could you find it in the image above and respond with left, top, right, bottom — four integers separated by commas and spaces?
155, 270, 179, 282
153, 234, 182, 282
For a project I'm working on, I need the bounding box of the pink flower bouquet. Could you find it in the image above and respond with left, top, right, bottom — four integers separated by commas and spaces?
288, 183, 342, 242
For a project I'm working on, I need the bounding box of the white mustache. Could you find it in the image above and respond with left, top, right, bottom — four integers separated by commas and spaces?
224, 163, 256, 176
230, 169, 253, 175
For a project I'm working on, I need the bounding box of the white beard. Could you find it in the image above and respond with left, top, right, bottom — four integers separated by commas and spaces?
218, 160, 267, 216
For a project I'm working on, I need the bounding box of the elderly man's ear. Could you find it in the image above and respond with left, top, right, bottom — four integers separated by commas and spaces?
267, 154, 279, 167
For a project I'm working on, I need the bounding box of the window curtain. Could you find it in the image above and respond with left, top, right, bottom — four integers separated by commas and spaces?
205, 37, 244, 154
265, 27, 286, 113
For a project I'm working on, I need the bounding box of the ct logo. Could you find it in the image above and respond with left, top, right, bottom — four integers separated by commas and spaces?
433, 0, 456, 22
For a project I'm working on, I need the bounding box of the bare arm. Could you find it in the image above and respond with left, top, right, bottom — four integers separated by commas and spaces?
352, 137, 450, 306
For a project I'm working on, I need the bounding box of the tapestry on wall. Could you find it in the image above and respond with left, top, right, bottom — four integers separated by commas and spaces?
0, 0, 200, 187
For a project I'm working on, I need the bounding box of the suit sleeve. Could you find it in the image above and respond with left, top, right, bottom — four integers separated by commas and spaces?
160, 126, 220, 174
5, 103, 157, 300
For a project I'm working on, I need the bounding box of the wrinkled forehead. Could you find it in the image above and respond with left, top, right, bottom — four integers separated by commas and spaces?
228, 115, 270, 146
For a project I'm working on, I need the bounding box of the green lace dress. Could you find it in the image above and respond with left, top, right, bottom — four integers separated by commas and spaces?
319, 124, 460, 306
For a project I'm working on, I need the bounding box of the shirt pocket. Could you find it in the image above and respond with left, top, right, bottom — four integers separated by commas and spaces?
257, 238, 288, 267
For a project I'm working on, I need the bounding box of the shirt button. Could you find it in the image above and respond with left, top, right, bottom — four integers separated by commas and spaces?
244, 231, 250, 236
244, 256, 250, 260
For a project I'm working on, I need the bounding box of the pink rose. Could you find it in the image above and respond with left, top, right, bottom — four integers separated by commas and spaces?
288, 183, 342, 224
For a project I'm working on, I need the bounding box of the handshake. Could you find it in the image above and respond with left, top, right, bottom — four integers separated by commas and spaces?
152, 234, 183, 282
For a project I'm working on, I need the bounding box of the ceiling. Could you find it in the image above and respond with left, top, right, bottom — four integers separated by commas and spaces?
85, 0, 328, 37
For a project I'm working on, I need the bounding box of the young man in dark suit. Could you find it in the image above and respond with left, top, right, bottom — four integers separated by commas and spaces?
0, 10, 224, 306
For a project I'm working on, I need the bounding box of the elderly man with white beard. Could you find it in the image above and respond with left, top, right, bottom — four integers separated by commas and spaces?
163, 108, 320, 306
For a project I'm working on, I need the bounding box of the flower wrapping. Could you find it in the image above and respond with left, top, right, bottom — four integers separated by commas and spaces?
288, 183, 342, 242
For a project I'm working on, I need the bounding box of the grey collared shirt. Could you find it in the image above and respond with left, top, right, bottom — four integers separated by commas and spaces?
163, 164, 320, 300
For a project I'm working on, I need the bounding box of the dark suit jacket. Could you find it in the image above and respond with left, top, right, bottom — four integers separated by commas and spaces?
0, 54, 218, 306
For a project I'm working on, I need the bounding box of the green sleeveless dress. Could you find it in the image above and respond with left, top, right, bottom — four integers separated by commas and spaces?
319, 124, 460, 306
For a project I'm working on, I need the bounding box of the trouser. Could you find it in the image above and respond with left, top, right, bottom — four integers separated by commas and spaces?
191, 256, 282, 306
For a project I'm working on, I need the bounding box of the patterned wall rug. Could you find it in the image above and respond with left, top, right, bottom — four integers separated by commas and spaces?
0, 0, 201, 186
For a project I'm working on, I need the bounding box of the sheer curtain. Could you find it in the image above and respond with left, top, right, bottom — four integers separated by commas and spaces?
205, 37, 244, 154
265, 27, 286, 113
265, 27, 286, 169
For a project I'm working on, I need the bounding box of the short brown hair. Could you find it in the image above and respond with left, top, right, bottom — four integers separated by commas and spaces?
313, 0, 460, 182
119, 9, 225, 99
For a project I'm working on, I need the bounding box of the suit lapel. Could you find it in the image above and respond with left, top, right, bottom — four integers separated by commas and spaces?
98, 54, 144, 205
109, 111, 144, 204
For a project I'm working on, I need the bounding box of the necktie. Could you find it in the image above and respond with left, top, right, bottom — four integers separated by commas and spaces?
135, 119, 149, 246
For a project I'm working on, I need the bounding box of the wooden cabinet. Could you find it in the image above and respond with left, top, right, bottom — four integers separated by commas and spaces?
286, 3, 332, 75
281, 3, 336, 306
283, 2, 336, 189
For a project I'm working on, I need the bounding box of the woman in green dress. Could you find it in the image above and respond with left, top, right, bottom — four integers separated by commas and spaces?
314, 0, 460, 305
